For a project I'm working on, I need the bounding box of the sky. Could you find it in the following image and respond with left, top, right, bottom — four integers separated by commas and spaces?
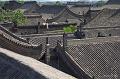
0, 0, 108, 2
29, 0, 107, 1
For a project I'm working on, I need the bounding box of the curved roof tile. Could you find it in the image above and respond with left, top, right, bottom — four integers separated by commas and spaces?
66, 36, 120, 79
84, 8, 120, 28
107, 0, 120, 4
47, 7, 82, 23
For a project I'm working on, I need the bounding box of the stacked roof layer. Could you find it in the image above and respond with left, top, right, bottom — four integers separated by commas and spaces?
84, 8, 120, 28
66, 36, 120, 79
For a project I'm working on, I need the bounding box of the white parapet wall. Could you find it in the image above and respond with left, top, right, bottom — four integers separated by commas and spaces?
0, 47, 77, 79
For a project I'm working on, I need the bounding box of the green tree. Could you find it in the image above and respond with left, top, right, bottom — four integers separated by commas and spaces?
11, 10, 27, 26
70, 25, 76, 33
0, 0, 26, 26
0, 9, 27, 26
0, 9, 5, 21
17, 0, 25, 4
55, 1, 62, 5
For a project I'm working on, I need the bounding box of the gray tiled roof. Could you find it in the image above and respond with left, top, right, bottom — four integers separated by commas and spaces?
29, 35, 63, 53
36, 5, 66, 15
0, 25, 43, 59
107, 0, 120, 4
66, 36, 120, 79
83, 28, 120, 38
35, 5, 67, 20
19, 1, 37, 10
0, 25, 31, 45
0, 25, 37, 46
69, 5, 90, 15
3, 1, 21, 10
68, 36, 120, 45
47, 7, 82, 23
84, 8, 120, 28
91, 4, 120, 10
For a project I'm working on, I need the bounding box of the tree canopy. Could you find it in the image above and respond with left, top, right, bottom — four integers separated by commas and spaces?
0, 9, 27, 25
11, 10, 27, 25
55, 1, 62, 5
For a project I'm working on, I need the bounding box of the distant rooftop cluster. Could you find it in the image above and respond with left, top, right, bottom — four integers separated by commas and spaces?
0, 0, 120, 79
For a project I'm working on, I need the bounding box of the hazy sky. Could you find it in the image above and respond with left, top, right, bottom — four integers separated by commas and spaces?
0, 0, 108, 2
31, 0, 108, 1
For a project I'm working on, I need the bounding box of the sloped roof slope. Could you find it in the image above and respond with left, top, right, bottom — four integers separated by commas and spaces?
47, 7, 82, 23
29, 34, 63, 53
67, 36, 120, 79
69, 5, 90, 15
4, 1, 21, 10
107, 0, 120, 4
0, 25, 42, 59
20, 1, 37, 9
35, 5, 67, 20
84, 8, 120, 28
36, 5, 66, 14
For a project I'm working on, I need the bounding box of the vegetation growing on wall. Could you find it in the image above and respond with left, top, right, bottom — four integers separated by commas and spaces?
17, 0, 25, 4
63, 25, 76, 33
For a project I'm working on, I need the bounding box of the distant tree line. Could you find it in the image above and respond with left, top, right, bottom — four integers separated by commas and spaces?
0, 0, 27, 26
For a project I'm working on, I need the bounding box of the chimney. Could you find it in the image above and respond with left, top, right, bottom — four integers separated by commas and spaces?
45, 37, 50, 65
88, 4, 91, 19
82, 11, 86, 25
63, 33, 67, 51
46, 23, 49, 29
37, 22, 40, 34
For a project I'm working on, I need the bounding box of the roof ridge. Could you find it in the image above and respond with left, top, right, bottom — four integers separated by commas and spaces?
84, 8, 117, 27
0, 25, 41, 48
0, 34, 41, 48
0, 25, 28, 43
68, 36, 120, 46
56, 43, 92, 78
47, 6, 81, 22
85, 9, 105, 25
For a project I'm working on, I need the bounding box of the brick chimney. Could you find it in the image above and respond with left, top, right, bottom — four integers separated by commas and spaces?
63, 33, 67, 51
45, 37, 50, 64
